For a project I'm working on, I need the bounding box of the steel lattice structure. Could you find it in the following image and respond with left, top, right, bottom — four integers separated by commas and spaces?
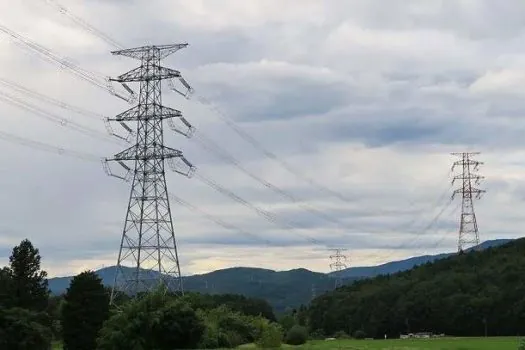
329, 248, 347, 288
104, 44, 195, 302
451, 152, 485, 253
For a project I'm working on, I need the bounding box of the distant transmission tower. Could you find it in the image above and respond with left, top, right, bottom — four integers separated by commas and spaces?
104, 44, 195, 303
451, 152, 485, 253
329, 248, 347, 288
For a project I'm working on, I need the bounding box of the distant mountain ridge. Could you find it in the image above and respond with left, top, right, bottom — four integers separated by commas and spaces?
48, 239, 512, 312
331, 239, 512, 278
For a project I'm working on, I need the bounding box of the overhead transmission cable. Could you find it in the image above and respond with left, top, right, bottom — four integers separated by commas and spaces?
194, 132, 356, 229
3, 73, 362, 238
0, 22, 132, 102
0, 130, 283, 248
0, 89, 122, 145
354, 176, 455, 262
191, 94, 351, 202
167, 192, 277, 247
0, 78, 133, 142
0, 129, 100, 161
0, 75, 331, 248
388, 169, 453, 233
194, 172, 324, 245
367, 200, 460, 274
0, 77, 105, 120
43, 0, 125, 50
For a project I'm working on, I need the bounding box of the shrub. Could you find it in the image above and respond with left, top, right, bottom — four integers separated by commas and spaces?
198, 305, 260, 348
353, 329, 366, 339
285, 325, 308, 345
278, 314, 296, 333
334, 330, 350, 339
256, 322, 283, 348
518, 338, 525, 350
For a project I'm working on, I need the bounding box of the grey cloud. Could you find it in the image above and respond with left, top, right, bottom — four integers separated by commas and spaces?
2, 0, 525, 277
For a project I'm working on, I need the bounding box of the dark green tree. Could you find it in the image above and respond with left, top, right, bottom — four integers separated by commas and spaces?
0, 307, 52, 350
62, 271, 109, 350
0, 266, 14, 308
97, 286, 205, 349
46, 295, 65, 340
9, 239, 49, 311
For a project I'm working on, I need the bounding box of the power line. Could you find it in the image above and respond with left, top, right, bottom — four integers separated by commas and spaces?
194, 172, 324, 245
43, 0, 125, 50
167, 192, 276, 247
0, 128, 100, 161
0, 88, 120, 145
355, 182, 455, 264
194, 131, 355, 229
0, 125, 285, 251
0, 77, 327, 249
0, 77, 134, 142
192, 94, 351, 203
0, 22, 132, 102
0, 77, 105, 120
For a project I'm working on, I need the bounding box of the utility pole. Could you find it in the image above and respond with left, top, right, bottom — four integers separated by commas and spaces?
329, 248, 347, 288
451, 152, 485, 253
311, 283, 316, 301
104, 44, 195, 303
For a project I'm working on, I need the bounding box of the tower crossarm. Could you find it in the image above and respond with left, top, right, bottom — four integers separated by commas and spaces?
109, 104, 182, 121
110, 65, 181, 83
452, 187, 486, 199
452, 174, 484, 184
107, 144, 185, 162
111, 44, 188, 60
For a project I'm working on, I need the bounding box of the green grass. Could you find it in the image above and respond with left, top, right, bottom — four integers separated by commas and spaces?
239, 337, 522, 349
53, 337, 523, 349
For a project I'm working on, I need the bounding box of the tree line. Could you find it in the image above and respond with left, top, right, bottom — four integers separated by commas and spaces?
306, 238, 525, 338
0, 238, 311, 349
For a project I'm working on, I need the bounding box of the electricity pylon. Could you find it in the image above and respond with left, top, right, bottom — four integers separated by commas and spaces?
329, 248, 347, 288
104, 44, 195, 303
451, 152, 485, 253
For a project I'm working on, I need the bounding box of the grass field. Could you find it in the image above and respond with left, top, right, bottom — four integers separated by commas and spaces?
239, 337, 522, 349
53, 337, 523, 349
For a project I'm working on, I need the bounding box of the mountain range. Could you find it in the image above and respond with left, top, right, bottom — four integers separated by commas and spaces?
48, 239, 512, 313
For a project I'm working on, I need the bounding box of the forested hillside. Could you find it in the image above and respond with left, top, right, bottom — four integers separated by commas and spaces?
49, 266, 338, 314
308, 238, 525, 338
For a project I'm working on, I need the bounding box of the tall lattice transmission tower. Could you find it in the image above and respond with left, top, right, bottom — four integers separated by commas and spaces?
329, 248, 347, 288
104, 44, 195, 302
451, 152, 485, 253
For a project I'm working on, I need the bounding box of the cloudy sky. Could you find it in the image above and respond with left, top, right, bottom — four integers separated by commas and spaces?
0, 0, 524, 277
